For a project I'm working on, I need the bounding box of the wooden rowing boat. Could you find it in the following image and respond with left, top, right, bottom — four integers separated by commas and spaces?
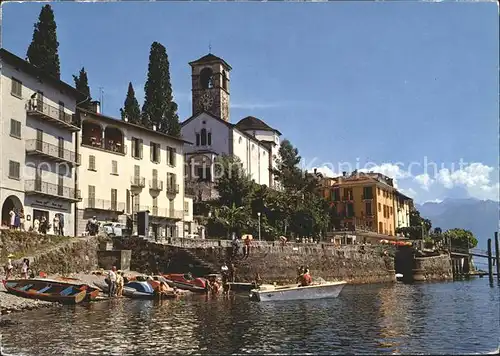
2, 279, 87, 304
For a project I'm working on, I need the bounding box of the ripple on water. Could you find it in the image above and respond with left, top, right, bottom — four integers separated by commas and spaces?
1, 280, 499, 355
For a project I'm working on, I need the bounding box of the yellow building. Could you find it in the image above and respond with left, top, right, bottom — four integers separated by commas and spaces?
321, 171, 405, 237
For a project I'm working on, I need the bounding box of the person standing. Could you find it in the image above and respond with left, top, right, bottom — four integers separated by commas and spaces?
58, 214, 65, 236
4, 254, 14, 279
20, 259, 29, 279
9, 208, 15, 229
19, 209, 25, 231
53, 215, 60, 235
115, 271, 124, 297
107, 266, 117, 297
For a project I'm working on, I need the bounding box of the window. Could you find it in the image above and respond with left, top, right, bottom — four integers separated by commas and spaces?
152, 197, 158, 215
58, 101, 65, 121
10, 119, 21, 138
11, 78, 22, 98
207, 132, 212, 146
126, 189, 131, 214
88, 185, 96, 207
57, 137, 64, 159
378, 203, 381, 212
184, 201, 189, 214
196, 133, 200, 146
363, 186, 373, 199
8, 161, 20, 180
238, 137, 242, 144
167, 173, 177, 191
346, 203, 354, 218
200, 128, 207, 146
167, 147, 176, 167
134, 195, 140, 214
168, 198, 175, 215
111, 160, 118, 175
378, 188, 381, 195
390, 206, 393, 215
150, 142, 160, 163
134, 165, 140, 178
131, 137, 143, 159
111, 189, 117, 211
365, 201, 372, 216
332, 188, 340, 201
88, 155, 96, 171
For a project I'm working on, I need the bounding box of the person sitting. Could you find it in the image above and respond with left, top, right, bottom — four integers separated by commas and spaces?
296, 266, 305, 284
299, 268, 313, 287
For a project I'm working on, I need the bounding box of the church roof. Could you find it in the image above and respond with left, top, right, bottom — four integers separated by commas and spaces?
189, 53, 232, 70
235, 116, 282, 136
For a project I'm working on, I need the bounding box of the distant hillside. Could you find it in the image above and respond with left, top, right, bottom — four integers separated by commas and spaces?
416, 198, 499, 248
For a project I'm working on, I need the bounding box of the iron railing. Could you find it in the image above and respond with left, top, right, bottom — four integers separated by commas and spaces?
83, 198, 125, 211
149, 179, 164, 191
130, 176, 146, 188
27, 99, 77, 127
25, 139, 80, 165
140, 205, 184, 219
166, 183, 180, 194
25, 179, 81, 201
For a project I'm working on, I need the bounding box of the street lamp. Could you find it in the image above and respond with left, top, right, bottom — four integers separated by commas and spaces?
257, 212, 261, 241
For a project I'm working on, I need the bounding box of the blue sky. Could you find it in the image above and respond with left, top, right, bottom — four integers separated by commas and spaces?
3, 2, 499, 203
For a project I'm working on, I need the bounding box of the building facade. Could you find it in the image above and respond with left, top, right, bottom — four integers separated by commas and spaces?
181, 53, 281, 200
321, 171, 414, 237
76, 106, 191, 239
1, 49, 84, 236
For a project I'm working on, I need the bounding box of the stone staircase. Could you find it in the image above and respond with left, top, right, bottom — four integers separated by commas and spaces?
178, 247, 219, 276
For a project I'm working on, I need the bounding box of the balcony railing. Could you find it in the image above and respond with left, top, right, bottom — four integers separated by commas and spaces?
139, 206, 184, 220
82, 138, 127, 155
166, 184, 180, 194
149, 179, 164, 191
130, 176, 146, 188
83, 198, 125, 212
25, 139, 80, 165
25, 179, 81, 202
26, 99, 79, 131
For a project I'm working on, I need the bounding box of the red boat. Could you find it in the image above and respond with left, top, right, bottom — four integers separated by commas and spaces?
163, 273, 207, 293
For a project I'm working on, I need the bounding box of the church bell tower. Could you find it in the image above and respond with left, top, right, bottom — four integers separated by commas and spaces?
189, 53, 231, 122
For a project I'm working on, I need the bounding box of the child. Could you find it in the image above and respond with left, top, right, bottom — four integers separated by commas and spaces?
4, 254, 14, 279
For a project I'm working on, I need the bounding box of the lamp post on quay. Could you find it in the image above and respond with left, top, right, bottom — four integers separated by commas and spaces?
257, 212, 261, 241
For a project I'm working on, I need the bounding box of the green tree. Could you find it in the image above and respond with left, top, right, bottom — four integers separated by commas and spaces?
26, 5, 61, 78
120, 82, 141, 123
443, 228, 478, 249
141, 42, 181, 136
73, 67, 91, 108
213, 203, 249, 238
272, 139, 303, 191
214, 154, 254, 208
396, 207, 432, 239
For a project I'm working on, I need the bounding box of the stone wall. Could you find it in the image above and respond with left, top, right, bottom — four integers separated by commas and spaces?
0, 230, 108, 276
414, 254, 453, 281
115, 237, 396, 285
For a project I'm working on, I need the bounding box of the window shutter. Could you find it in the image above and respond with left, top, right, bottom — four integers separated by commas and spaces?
172, 148, 176, 167
131, 138, 136, 158
139, 139, 143, 159
157, 143, 161, 163
150, 142, 154, 162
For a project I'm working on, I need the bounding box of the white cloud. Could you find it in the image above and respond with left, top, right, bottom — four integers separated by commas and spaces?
399, 187, 417, 199
414, 173, 434, 191
359, 163, 410, 180
309, 166, 340, 178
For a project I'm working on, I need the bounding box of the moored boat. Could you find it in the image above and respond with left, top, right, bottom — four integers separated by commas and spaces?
162, 273, 207, 293
227, 282, 257, 292
249, 281, 347, 302
94, 279, 178, 300
2, 279, 87, 305
34, 277, 101, 301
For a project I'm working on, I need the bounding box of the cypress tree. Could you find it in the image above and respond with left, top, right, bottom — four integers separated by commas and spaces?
26, 4, 61, 79
120, 82, 141, 124
141, 41, 181, 136
73, 67, 91, 108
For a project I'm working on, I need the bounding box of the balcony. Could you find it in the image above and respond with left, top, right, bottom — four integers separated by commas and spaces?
149, 179, 164, 191
140, 206, 184, 220
25, 139, 81, 166
130, 176, 146, 188
166, 184, 180, 195
81, 122, 126, 155
26, 99, 79, 132
83, 198, 125, 212
25, 179, 81, 202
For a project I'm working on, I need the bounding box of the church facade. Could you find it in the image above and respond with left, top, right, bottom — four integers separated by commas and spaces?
181, 53, 281, 199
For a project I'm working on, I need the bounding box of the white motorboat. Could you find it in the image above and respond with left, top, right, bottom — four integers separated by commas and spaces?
249, 281, 347, 302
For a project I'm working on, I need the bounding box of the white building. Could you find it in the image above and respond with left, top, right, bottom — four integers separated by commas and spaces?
394, 191, 412, 229
181, 53, 282, 199
76, 106, 193, 238
0, 49, 84, 236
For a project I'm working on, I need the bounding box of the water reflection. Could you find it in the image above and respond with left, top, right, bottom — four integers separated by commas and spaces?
1, 279, 498, 355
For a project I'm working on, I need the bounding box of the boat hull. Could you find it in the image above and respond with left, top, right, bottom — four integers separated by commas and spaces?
2, 280, 87, 305
250, 281, 346, 302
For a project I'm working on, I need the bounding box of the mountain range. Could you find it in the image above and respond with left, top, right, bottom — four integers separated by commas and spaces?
416, 198, 499, 249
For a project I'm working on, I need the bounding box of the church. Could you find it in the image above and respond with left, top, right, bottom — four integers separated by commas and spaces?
181, 53, 282, 200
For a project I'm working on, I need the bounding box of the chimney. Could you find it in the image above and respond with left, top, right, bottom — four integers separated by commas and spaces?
90, 100, 101, 114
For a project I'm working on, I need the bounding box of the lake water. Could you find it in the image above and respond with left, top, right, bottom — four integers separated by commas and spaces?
1, 278, 499, 355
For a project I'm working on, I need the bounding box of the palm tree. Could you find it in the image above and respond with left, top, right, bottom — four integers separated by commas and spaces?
214, 203, 248, 238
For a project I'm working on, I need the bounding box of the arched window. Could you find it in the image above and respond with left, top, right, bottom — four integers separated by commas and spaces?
222, 70, 228, 90
200, 68, 214, 89
207, 132, 212, 146
201, 128, 207, 146
196, 133, 200, 146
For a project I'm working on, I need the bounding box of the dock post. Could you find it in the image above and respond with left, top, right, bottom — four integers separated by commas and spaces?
495, 232, 500, 281
487, 238, 493, 284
